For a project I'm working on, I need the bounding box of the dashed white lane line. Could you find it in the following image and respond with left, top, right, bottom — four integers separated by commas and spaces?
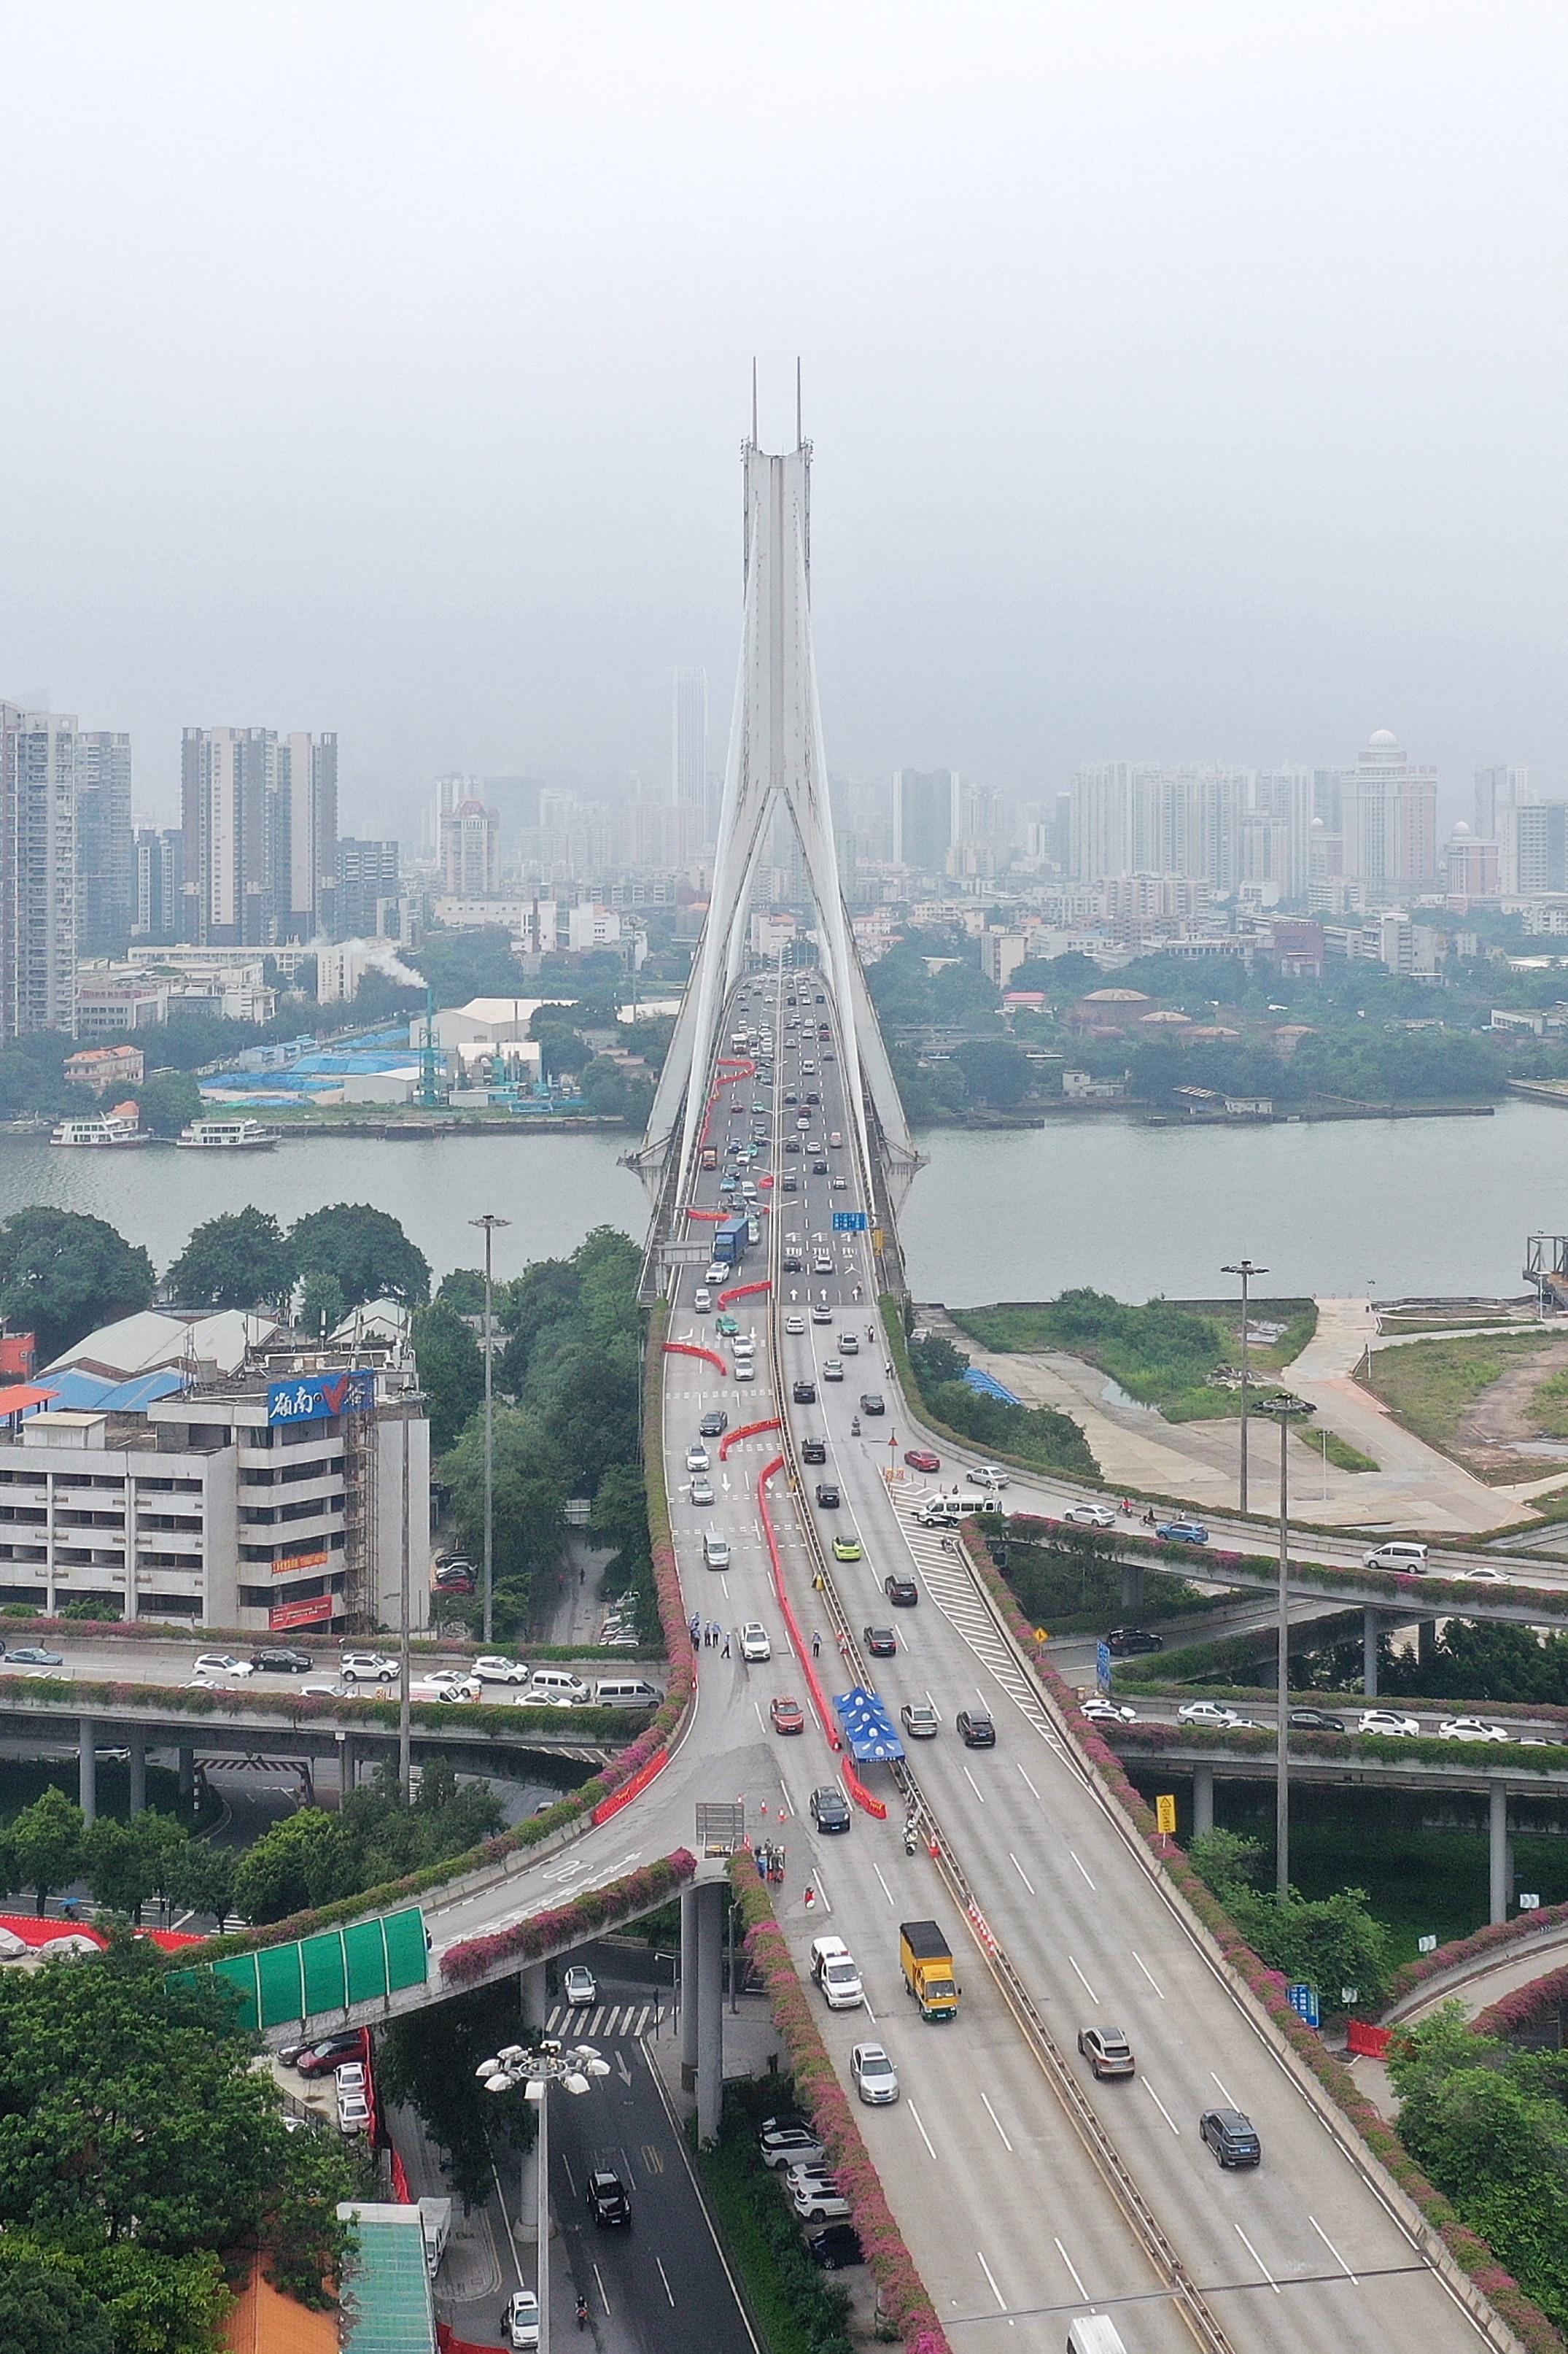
871, 1861, 896, 1906
1235, 2224, 1280, 2296
975, 2245, 1009, 2312
1069, 1849, 1096, 1889
1016, 1764, 1041, 1802
962, 1765, 987, 1805
1068, 1954, 1099, 2005
1310, 2215, 1359, 2285
979, 2091, 1014, 2152
1008, 1851, 1035, 1895
1211, 2070, 1238, 2107
1143, 2080, 1181, 2135
906, 2099, 939, 2160
1132, 1950, 1165, 1999
654, 2255, 678, 2307
1053, 2237, 1088, 2300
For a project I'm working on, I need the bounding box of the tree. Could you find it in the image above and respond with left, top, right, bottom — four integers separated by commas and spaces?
950, 1038, 1030, 1107
131, 1071, 203, 1137
410, 927, 527, 1008
165, 1208, 295, 1311
233, 1808, 335, 1925
0, 1209, 154, 1362
437, 1266, 487, 1315
443, 1408, 570, 1632
412, 1300, 485, 1452
79, 1816, 164, 1923
0, 2248, 115, 2354
296, 1269, 348, 1339
166, 1837, 237, 1931
4, 1787, 83, 1915
379, 1983, 535, 2203
289, 1203, 430, 1309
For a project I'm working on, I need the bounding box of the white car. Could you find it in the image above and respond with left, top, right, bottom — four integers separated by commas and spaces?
850, 2042, 899, 2104
340, 1652, 398, 1682
1362, 1541, 1429, 1573
789, 2173, 850, 2222
686, 1444, 711, 1473
694, 1288, 712, 1314
785, 1315, 806, 1336
733, 1333, 755, 1358
1437, 1717, 1511, 1744
1177, 1700, 1239, 1729
822, 1359, 844, 1382
1359, 1708, 1420, 1738
504, 2288, 541, 2350
734, 1360, 756, 1382
691, 1477, 715, 1505
194, 1652, 254, 1679
1459, 1567, 1503, 1581
1081, 1699, 1138, 1724
740, 1623, 772, 1662
472, 1656, 529, 1684
966, 1466, 1009, 1491
1064, 1503, 1117, 1528
563, 1964, 597, 2005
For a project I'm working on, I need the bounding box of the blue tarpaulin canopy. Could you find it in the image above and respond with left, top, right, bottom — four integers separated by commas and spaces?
831, 1684, 905, 1763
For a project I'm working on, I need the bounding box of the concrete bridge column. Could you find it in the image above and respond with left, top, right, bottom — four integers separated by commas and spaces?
694, 1878, 725, 2147
1362, 1608, 1380, 1697
79, 1719, 98, 1824
1192, 1762, 1214, 1838
177, 1746, 195, 1808
1418, 1616, 1437, 1670
679, 1883, 700, 2089
523, 1961, 547, 2030
1489, 1781, 1511, 1925
1120, 1560, 1144, 1617
127, 1734, 146, 1817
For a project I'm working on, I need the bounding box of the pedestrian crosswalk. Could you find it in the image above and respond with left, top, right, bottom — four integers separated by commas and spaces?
544, 2000, 667, 2040
889, 1498, 1076, 1769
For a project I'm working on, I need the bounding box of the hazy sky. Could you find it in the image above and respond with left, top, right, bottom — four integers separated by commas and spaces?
1, 1, 1563, 835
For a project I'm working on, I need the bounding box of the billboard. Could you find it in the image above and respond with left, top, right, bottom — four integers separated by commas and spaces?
271, 1549, 330, 1579
266, 1370, 375, 1426
269, 1593, 335, 1630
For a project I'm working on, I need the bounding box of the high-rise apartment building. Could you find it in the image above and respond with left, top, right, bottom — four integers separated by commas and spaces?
892, 769, 958, 875
133, 826, 184, 941
180, 727, 335, 945
283, 730, 338, 939
1501, 802, 1568, 897
77, 732, 133, 954
671, 668, 710, 837
0, 704, 79, 1036
1070, 764, 1278, 896
439, 798, 500, 895
335, 837, 401, 939
1339, 731, 1437, 900
1475, 764, 1529, 840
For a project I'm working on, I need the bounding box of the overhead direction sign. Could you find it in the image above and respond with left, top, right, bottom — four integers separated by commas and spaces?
832, 1210, 869, 1232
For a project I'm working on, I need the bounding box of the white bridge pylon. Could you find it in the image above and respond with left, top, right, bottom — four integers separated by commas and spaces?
640, 430, 919, 1214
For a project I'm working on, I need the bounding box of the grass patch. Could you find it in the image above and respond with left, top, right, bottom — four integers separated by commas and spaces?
696, 2133, 816, 2354
695, 2079, 855, 2354
1529, 1370, 1568, 1441
951, 1292, 1316, 1420
1364, 1331, 1557, 1451
1298, 1425, 1379, 1473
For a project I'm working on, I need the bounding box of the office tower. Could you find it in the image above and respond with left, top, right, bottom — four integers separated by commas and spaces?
0, 705, 79, 1035
282, 732, 338, 939
671, 667, 710, 836
1339, 731, 1438, 899
335, 837, 401, 938
180, 727, 290, 946
1444, 825, 1500, 897
77, 732, 133, 953
1251, 770, 1314, 901
432, 773, 470, 855
892, 768, 958, 875
133, 826, 185, 940
1501, 802, 1568, 897
439, 797, 500, 894
1475, 764, 1529, 840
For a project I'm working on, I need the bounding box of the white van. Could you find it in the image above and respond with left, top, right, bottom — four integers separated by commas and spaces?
528, 1668, 590, 1703
593, 1677, 660, 1708
1362, 1541, 1429, 1573
702, 1531, 731, 1569
1066, 2319, 1127, 2354
809, 1935, 864, 2010
914, 1492, 996, 1529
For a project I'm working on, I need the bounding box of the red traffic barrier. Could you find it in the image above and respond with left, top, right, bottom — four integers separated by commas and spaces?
841, 1760, 888, 1820
718, 1279, 771, 1306
1346, 2018, 1392, 2059
719, 1417, 780, 1460
757, 1456, 841, 1752
592, 1746, 669, 1825
662, 1341, 728, 1374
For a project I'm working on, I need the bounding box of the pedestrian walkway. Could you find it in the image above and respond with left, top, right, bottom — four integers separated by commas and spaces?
543, 2000, 667, 2040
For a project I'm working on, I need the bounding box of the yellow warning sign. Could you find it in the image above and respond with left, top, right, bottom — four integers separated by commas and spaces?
1155, 1794, 1177, 1836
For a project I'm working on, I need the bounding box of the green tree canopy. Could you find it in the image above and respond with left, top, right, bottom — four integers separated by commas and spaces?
409, 928, 527, 1007
165, 1208, 295, 1311
0, 1209, 155, 1363
436, 1266, 487, 1315
289, 1203, 430, 1309
412, 1300, 486, 1452
131, 1072, 204, 1137
296, 1269, 348, 1339
0, 2247, 115, 2354
1, 1787, 84, 1916
165, 1838, 238, 1932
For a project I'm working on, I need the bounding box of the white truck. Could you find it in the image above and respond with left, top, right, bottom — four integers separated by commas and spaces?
419, 2196, 452, 2275
809, 1935, 864, 2010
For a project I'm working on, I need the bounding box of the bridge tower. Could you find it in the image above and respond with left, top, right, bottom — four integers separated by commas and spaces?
637, 411, 919, 1223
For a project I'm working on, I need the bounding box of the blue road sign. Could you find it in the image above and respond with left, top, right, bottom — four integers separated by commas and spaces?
832, 1210, 869, 1232
1095, 1641, 1112, 1695
1287, 1982, 1320, 2028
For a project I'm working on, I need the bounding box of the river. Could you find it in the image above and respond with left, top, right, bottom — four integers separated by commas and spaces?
0, 1099, 1561, 1306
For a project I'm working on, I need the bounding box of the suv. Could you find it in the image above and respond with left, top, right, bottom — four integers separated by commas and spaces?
801, 1438, 828, 1466
815, 1482, 840, 1508
793, 1379, 817, 1404
810, 1785, 851, 1833
1200, 2107, 1262, 2167
858, 1393, 885, 1416
1103, 1627, 1163, 1657
758, 2118, 826, 2170
585, 2169, 630, 2225
1077, 2026, 1136, 2079
340, 1652, 398, 1682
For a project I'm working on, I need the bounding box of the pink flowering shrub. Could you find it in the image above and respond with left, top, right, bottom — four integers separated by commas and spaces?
441, 1851, 696, 1986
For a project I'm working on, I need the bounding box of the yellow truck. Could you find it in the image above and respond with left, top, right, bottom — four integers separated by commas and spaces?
899, 1919, 960, 2021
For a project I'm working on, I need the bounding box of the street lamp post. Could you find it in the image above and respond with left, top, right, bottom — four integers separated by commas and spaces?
1221, 1260, 1268, 1516
470, 1215, 511, 1645
478, 2035, 609, 2354
1255, 1391, 1316, 1897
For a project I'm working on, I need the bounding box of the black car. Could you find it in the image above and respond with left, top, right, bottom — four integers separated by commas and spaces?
802, 1438, 828, 1465
859, 1393, 885, 1416
805, 1091, 821, 1105
956, 1709, 996, 1748
884, 1574, 918, 1607
1103, 1627, 1164, 1657
1200, 2107, 1262, 2167
807, 2223, 863, 2269
815, 1482, 840, 1509
1288, 1706, 1345, 1732
780, 1174, 799, 1193
783, 1253, 804, 1271
249, 1647, 314, 1673
585, 2168, 631, 2223
784, 1092, 799, 1104
785, 1139, 801, 1153
812, 1159, 828, 1174
793, 1380, 817, 1404
863, 1625, 896, 1657
699, 1409, 730, 1439
810, 1785, 851, 1832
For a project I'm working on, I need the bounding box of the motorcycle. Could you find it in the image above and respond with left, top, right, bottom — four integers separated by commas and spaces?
850, 1415, 861, 1436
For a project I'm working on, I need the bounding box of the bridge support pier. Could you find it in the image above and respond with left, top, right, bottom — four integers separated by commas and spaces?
1120, 1560, 1144, 1616
1490, 1782, 1511, 1926
1362, 1608, 1380, 1697
694, 1878, 725, 2146
1418, 1616, 1437, 1670
78, 1719, 97, 1824
127, 1734, 146, 1817
177, 1746, 195, 1808
1192, 1762, 1214, 1838
523, 1961, 547, 2029
679, 1883, 700, 2088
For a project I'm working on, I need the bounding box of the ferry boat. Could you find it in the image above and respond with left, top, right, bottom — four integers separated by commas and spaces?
175, 1117, 278, 1151
50, 1107, 150, 1148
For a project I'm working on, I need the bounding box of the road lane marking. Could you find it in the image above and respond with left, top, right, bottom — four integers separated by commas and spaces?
1008, 1851, 1036, 1895
962, 1765, 987, 1804
1068, 1850, 1095, 1889
975, 2246, 1008, 2311
1016, 1765, 1041, 1801
1210, 2070, 1238, 2106
1068, 1954, 1098, 2005
1234, 2225, 1280, 2294
1052, 2238, 1087, 2299
978, 2091, 1014, 2151
906, 2100, 939, 2159
871, 1861, 896, 1905
1131, 1950, 1165, 1999
591, 2261, 610, 2312
560, 2155, 578, 2195
1310, 2215, 1359, 2284
654, 2255, 677, 2307
1142, 2080, 1181, 2134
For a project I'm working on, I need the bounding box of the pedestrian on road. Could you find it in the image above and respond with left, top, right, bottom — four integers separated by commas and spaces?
722, 1631, 731, 1657
812, 1630, 821, 1658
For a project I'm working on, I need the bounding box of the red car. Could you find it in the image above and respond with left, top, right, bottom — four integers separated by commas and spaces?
292, 2029, 370, 2078
904, 1449, 941, 1474
770, 1695, 806, 1735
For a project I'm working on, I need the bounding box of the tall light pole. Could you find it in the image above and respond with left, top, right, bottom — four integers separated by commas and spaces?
1221, 1260, 1268, 1516
478, 2037, 609, 2354
1255, 1391, 1315, 1897
471, 1214, 511, 1644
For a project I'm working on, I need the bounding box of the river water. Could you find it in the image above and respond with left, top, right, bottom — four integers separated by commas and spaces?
0, 1099, 1562, 1306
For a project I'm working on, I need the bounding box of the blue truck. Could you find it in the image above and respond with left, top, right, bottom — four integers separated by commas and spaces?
713, 1212, 749, 1264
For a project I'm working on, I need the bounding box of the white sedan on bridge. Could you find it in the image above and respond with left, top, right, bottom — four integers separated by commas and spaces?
1437, 1716, 1511, 1744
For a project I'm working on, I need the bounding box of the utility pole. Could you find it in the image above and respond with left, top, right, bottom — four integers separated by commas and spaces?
398, 1406, 412, 1799
1256, 1391, 1315, 1897
1221, 1259, 1267, 1516
471, 1214, 510, 1645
